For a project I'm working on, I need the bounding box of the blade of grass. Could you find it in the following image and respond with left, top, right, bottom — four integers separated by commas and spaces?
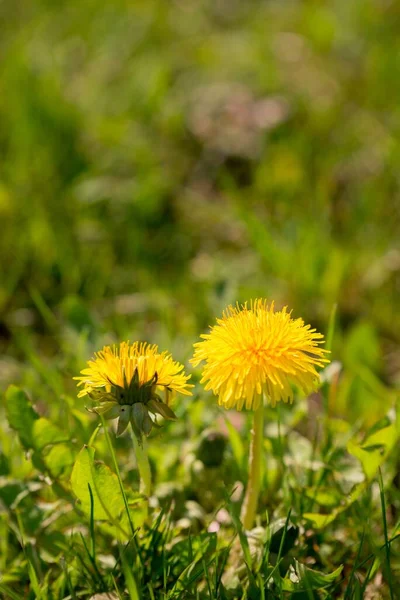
147, 583, 156, 600
214, 544, 232, 596
344, 528, 365, 600
354, 533, 400, 571
223, 488, 253, 572
63, 555, 78, 600
88, 483, 96, 562
16, 510, 44, 600
111, 575, 124, 600
360, 556, 380, 598
119, 541, 140, 600
378, 469, 394, 600
79, 532, 105, 587
29, 285, 59, 331
0, 585, 23, 600
326, 303, 337, 354
264, 509, 292, 587
322, 303, 337, 422
202, 556, 214, 599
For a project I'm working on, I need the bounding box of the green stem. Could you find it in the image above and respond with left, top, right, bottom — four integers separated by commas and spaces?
132, 435, 152, 497
240, 403, 264, 530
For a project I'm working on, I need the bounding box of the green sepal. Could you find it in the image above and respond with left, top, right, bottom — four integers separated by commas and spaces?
130, 413, 142, 442
117, 405, 131, 436
132, 403, 153, 437
148, 398, 177, 421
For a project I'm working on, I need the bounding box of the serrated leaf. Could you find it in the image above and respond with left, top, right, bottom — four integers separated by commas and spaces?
70, 445, 124, 520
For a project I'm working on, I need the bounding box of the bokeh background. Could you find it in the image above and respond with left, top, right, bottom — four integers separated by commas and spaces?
1, 0, 399, 422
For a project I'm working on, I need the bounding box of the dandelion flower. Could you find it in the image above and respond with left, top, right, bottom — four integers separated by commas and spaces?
75, 341, 192, 440
191, 300, 329, 411
192, 299, 330, 530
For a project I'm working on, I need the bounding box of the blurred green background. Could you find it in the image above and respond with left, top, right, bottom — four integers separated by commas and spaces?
1, 0, 399, 420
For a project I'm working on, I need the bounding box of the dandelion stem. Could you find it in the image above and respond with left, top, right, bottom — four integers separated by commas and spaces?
241, 402, 264, 530
132, 435, 152, 497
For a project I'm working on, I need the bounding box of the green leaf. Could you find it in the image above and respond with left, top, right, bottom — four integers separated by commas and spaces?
0, 480, 25, 508
45, 444, 75, 479
70, 445, 125, 520
5, 386, 70, 456
347, 418, 398, 481
33, 418, 70, 450
281, 559, 343, 592
304, 482, 367, 529
302, 512, 337, 529
148, 398, 177, 421
5, 385, 39, 449
304, 487, 342, 507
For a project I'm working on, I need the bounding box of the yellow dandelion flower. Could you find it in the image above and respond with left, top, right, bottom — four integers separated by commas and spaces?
191, 300, 329, 411
74, 341, 193, 439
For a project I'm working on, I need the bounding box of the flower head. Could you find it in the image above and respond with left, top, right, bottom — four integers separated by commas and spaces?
75, 341, 192, 440
191, 300, 329, 411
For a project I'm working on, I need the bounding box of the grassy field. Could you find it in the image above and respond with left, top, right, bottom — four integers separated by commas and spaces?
0, 0, 399, 598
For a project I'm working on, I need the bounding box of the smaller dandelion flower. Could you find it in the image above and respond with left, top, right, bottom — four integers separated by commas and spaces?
191, 300, 330, 411
74, 341, 193, 442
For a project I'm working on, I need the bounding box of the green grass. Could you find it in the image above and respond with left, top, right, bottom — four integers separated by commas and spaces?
0, 0, 399, 597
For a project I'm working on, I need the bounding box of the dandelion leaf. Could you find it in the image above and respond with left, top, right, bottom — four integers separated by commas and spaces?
5, 386, 70, 459
33, 418, 70, 450
44, 444, 75, 479
5, 385, 39, 449
70, 445, 124, 520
